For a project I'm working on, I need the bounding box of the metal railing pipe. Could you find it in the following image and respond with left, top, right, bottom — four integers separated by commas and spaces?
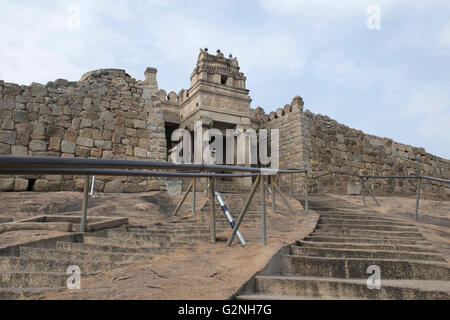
0, 156, 306, 174
305, 175, 309, 215
416, 177, 422, 221
172, 179, 194, 216
361, 179, 381, 207
360, 178, 367, 207
227, 174, 261, 247
289, 173, 293, 199
273, 180, 296, 215
192, 177, 196, 215
209, 177, 216, 243
0, 168, 258, 178
80, 175, 90, 233
261, 175, 266, 246
271, 175, 276, 212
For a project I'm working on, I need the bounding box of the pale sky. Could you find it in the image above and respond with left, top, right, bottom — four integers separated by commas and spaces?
1, 0, 449, 159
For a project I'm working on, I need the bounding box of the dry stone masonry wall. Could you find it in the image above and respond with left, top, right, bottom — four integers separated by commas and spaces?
0, 63, 448, 199
0, 69, 166, 192
302, 109, 449, 199
259, 99, 449, 200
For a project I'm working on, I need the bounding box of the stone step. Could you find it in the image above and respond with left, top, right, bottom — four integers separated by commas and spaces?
289, 246, 446, 262
83, 236, 193, 249
319, 218, 416, 227
235, 294, 365, 300
106, 230, 210, 242
311, 229, 425, 239
107, 230, 170, 241
0, 287, 62, 300
251, 275, 450, 300
56, 241, 170, 255
19, 247, 154, 263
0, 217, 13, 224
295, 240, 438, 253
129, 229, 210, 236
0, 257, 122, 273
0, 272, 80, 289
304, 235, 432, 246
281, 255, 450, 280
318, 213, 399, 221
316, 224, 419, 232
307, 207, 358, 212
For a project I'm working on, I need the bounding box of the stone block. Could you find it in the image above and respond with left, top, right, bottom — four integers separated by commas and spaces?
77, 137, 93, 147
33, 179, 49, 191
61, 140, 76, 154
347, 183, 361, 195
75, 146, 90, 157
104, 180, 124, 193
11, 145, 28, 156
49, 137, 61, 151
14, 178, 28, 191
0, 143, 10, 155
0, 130, 16, 145
29, 140, 47, 151
0, 178, 14, 191
134, 147, 148, 157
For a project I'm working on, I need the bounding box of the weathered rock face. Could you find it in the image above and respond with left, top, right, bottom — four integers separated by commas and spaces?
0, 69, 167, 192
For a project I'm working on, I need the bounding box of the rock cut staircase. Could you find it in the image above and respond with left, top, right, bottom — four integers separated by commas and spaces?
236, 194, 450, 300
0, 214, 219, 300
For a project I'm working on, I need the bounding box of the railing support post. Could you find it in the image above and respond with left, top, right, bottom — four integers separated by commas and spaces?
271, 175, 276, 212
172, 179, 193, 216
273, 179, 296, 215
80, 175, 90, 233
227, 174, 261, 247
261, 175, 266, 246
192, 177, 196, 214
289, 173, 293, 199
209, 177, 216, 243
360, 177, 366, 207
362, 179, 381, 207
415, 177, 421, 221
305, 175, 309, 215
334, 173, 337, 194
90, 175, 96, 196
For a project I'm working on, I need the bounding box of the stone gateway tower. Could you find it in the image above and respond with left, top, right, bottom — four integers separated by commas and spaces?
0, 49, 449, 198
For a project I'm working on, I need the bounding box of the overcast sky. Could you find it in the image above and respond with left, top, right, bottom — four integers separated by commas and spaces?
1, 0, 449, 159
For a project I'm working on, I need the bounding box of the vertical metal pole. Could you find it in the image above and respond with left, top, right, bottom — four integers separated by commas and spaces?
271, 175, 276, 212
90, 175, 96, 196
209, 177, 216, 243
289, 173, 293, 199
415, 177, 421, 221
261, 174, 266, 246
80, 175, 90, 233
363, 179, 381, 207
305, 175, 309, 215
227, 174, 261, 247
172, 179, 193, 216
192, 177, 196, 215
361, 178, 366, 207
334, 173, 337, 194
273, 180, 296, 215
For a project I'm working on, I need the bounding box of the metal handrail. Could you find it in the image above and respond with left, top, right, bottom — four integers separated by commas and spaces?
0, 155, 308, 247
0, 156, 306, 174
306, 170, 449, 220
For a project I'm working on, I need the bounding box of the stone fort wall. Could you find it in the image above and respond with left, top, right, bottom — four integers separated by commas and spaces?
0, 69, 167, 192
1, 66, 449, 199
259, 100, 450, 200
